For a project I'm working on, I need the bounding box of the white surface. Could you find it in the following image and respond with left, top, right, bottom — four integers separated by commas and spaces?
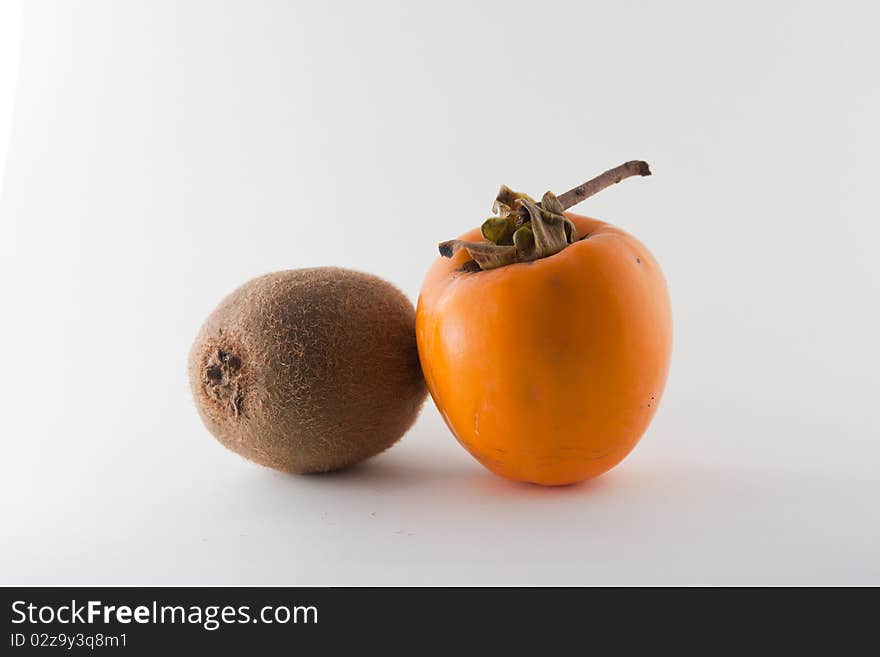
0, 0, 24, 198
1, 0, 878, 585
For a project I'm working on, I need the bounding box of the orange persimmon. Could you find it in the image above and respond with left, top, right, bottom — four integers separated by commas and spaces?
416, 162, 671, 486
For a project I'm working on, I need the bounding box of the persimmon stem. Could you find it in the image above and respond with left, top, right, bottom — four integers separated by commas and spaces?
556, 160, 651, 211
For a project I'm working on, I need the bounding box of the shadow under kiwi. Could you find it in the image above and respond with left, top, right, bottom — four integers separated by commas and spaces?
260, 445, 631, 499
296, 451, 483, 492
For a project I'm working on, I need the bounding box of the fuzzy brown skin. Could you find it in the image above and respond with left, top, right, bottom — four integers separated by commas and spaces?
188, 268, 427, 473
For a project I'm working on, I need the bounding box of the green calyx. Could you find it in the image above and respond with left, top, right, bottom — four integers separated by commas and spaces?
442, 186, 578, 271
437, 161, 653, 271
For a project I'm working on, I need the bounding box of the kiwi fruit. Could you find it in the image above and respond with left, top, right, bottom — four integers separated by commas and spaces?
188, 267, 427, 473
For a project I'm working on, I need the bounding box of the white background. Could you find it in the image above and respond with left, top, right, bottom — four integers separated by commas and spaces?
2, 1, 878, 585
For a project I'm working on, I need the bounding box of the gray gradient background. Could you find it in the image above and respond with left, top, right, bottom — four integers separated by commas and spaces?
1, 0, 878, 585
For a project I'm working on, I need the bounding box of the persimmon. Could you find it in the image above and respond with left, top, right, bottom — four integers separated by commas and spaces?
416, 161, 671, 486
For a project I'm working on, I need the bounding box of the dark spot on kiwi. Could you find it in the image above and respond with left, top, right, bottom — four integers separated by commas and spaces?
232, 387, 244, 416
188, 267, 428, 474
202, 347, 245, 414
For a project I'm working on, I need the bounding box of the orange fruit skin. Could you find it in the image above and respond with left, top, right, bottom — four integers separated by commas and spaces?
416, 213, 672, 486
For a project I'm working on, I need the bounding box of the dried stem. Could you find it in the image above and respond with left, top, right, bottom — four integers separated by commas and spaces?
556, 160, 651, 211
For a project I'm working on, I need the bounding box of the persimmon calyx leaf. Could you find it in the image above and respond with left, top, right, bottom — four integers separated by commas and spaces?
438, 240, 518, 270
481, 216, 515, 244
438, 189, 575, 270
521, 197, 569, 259
512, 224, 535, 258
493, 185, 535, 216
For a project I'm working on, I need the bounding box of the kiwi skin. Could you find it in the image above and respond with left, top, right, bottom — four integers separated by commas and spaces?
188, 267, 427, 473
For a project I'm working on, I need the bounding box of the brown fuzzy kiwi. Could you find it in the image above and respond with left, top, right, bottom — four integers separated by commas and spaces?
188, 267, 427, 473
